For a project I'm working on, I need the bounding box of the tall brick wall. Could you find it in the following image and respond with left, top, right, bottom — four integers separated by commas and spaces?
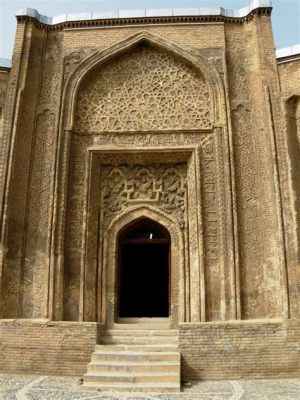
277, 58, 300, 304
63, 24, 225, 51
0, 319, 298, 379
278, 58, 300, 96
0, 320, 100, 376
0, 69, 9, 115
1, 23, 48, 319
179, 320, 300, 380
0, 69, 9, 145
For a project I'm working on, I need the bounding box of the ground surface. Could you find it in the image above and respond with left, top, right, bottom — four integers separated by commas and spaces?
0, 374, 299, 399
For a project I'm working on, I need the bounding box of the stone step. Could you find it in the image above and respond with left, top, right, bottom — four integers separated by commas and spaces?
117, 318, 170, 323
83, 329, 180, 392
91, 351, 180, 363
106, 329, 177, 336
95, 344, 178, 352
112, 323, 171, 330
84, 371, 180, 384
81, 382, 180, 392
100, 335, 178, 345
87, 361, 180, 373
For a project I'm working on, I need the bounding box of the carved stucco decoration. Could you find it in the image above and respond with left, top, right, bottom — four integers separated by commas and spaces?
100, 164, 187, 229
0, 61, 18, 227
22, 109, 56, 317
0, 82, 7, 107
60, 33, 227, 322
39, 33, 63, 106
64, 48, 98, 83
40, 72, 60, 105
63, 131, 225, 322
93, 132, 213, 148
74, 44, 212, 132
18, 33, 64, 318
227, 28, 283, 319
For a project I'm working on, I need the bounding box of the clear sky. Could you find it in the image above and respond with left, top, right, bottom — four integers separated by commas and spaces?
0, 0, 299, 59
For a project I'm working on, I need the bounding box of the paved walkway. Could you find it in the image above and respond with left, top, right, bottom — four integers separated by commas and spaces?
0, 374, 299, 399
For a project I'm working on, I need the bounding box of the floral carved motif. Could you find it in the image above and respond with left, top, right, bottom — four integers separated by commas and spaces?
100, 164, 187, 228
74, 45, 212, 132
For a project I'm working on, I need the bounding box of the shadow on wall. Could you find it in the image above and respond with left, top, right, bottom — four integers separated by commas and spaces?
286, 95, 300, 261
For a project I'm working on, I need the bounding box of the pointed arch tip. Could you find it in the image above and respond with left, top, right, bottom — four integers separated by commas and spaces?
105, 205, 182, 239
68, 29, 221, 83
118, 216, 171, 242
286, 94, 300, 102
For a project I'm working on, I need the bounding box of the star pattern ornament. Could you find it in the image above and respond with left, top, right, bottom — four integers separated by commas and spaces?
74, 45, 212, 133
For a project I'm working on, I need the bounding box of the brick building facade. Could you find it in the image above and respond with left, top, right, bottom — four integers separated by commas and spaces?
0, 0, 299, 390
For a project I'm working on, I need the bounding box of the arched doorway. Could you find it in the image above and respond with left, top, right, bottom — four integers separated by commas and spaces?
118, 218, 170, 318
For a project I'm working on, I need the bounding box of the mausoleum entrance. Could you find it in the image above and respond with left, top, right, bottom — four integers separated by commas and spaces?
118, 218, 170, 319
61, 33, 235, 325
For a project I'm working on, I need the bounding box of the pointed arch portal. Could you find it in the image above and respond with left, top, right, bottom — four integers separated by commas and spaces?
118, 218, 170, 318
102, 204, 184, 326
54, 30, 237, 326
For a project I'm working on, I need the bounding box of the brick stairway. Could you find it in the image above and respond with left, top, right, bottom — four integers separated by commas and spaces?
82, 323, 181, 392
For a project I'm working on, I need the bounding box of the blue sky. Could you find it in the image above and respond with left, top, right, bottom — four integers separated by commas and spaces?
0, 0, 299, 59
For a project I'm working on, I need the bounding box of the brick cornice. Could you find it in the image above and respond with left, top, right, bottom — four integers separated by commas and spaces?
16, 7, 272, 31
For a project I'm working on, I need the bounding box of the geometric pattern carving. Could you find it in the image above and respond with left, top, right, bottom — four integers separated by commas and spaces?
226, 40, 248, 101
23, 109, 56, 317
200, 139, 221, 321
40, 72, 60, 105
232, 103, 282, 319
74, 45, 212, 132
40, 34, 63, 106
227, 33, 283, 320
63, 133, 222, 322
28, 109, 56, 240
20, 33, 63, 318
100, 164, 187, 229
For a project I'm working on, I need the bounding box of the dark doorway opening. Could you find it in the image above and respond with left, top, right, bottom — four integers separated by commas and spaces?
118, 218, 170, 318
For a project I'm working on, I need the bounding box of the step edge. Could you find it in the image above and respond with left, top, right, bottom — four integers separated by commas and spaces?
88, 361, 180, 365
93, 351, 180, 354
82, 382, 180, 387
84, 372, 179, 377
